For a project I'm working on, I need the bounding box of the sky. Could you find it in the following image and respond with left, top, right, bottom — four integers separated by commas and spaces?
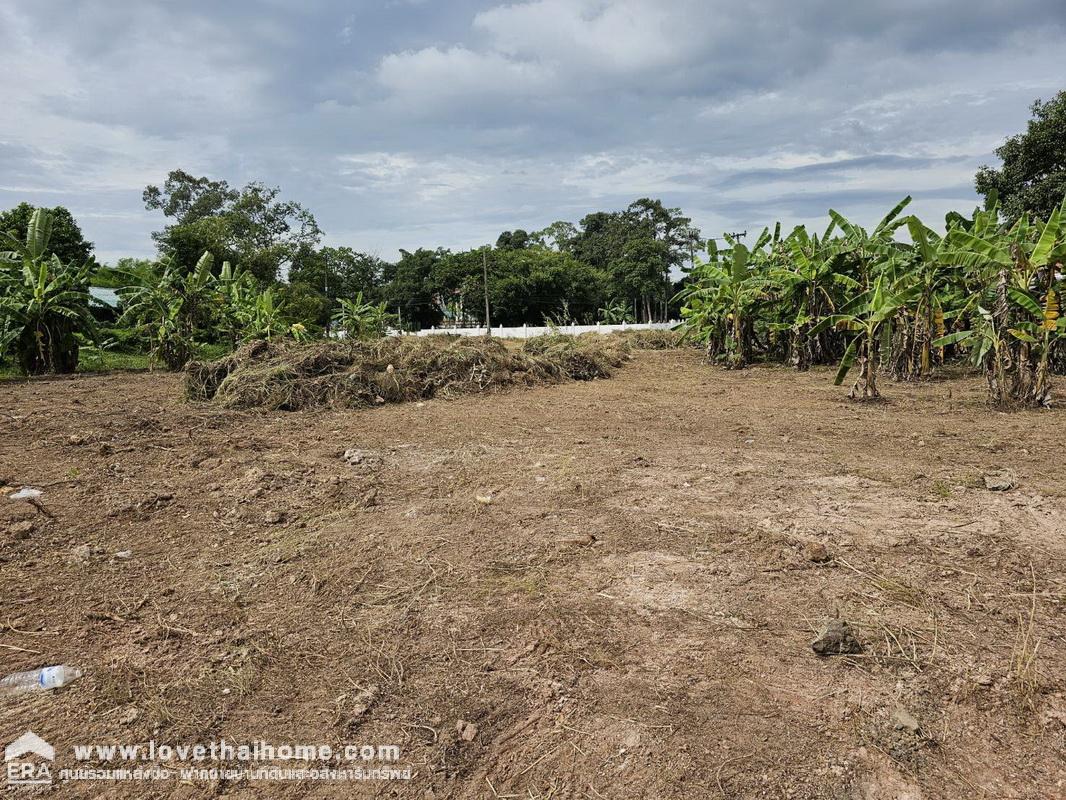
2, 0, 1065, 265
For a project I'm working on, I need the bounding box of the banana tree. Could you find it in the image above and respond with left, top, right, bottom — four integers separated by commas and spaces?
677, 234, 770, 368
888, 216, 961, 381
939, 196, 1066, 406
236, 286, 290, 340
332, 292, 393, 340
118, 251, 217, 370
598, 298, 634, 324
767, 221, 857, 370
829, 197, 913, 289
0, 208, 96, 374
811, 269, 919, 400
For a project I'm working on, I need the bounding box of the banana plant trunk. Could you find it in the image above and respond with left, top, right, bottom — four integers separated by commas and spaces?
983, 269, 1011, 406
790, 323, 810, 371
849, 326, 880, 400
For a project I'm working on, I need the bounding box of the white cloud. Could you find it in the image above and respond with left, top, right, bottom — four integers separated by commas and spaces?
473, 0, 704, 74
338, 152, 492, 202
376, 46, 554, 107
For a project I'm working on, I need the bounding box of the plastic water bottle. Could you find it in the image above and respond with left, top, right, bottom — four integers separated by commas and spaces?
0, 665, 83, 695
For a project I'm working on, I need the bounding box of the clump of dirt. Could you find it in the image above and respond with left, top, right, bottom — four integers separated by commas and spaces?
185, 334, 629, 410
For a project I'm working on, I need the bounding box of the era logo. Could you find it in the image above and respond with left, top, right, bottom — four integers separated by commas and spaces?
5, 731, 54, 786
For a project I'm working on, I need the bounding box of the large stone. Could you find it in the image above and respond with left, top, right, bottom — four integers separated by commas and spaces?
812, 620, 862, 656
983, 469, 1016, 491
891, 707, 922, 735
805, 541, 830, 563
9, 520, 34, 539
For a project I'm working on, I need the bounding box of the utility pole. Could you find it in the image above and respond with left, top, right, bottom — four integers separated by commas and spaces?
708, 231, 748, 243
482, 248, 492, 336
322, 259, 331, 336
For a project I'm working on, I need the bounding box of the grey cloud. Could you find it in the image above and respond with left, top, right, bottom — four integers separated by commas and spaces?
1, 0, 1064, 262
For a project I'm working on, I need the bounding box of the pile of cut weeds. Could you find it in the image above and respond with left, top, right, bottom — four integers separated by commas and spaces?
185, 334, 629, 410
612, 328, 692, 350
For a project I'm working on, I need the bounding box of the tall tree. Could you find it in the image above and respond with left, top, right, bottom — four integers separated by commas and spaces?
0, 203, 95, 266
496, 229, 531, 250
975, 91, 1066, 224
383, 248, 448, 329
568, 199, 700, 320
610, 237, 672, 323
143, 170, 321, 283
0, 208, 96, 374
288, 245, 386, 330
431, 246, 606, 326
289, 246, 384, 301
625, 198, 701, 272
531, 221, 578, 251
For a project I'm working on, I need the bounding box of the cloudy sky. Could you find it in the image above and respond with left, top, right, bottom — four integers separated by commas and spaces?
2, 1, 1064, 265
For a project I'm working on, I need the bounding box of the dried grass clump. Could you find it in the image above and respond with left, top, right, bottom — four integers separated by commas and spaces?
521, 332, 630, 380
185, 334, 627, 411
612, 328, 690, 350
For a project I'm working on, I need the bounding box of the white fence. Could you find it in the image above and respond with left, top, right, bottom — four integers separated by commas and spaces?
413, 321, 682, 339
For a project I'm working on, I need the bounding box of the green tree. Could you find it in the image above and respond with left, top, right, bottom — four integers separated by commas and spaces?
431, 246, 606, 327
290, 246, 383, 298
597, 298, 635, 324
568, 199, 700, 320
277, 282, 331, 333
938, 196, 1066, 407
288, 245, 385, 328
0, 203, 95, 267
491, 248, 605, 325
677, 239, 768, 368
496, 229, 531, 250
143, 170, 321, 283
975, 91, 1066, 224
610, 237, 671, 323
531, 221, 578, 251
0, 209, 96, 374
118, 252, 218, 370
332, 292, 393, 339
383, 248, 447, 329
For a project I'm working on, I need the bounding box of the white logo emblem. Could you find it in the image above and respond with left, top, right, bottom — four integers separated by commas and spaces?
5, 731, 54, 786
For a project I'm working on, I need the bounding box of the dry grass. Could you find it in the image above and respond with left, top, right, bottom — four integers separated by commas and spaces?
185, 333, 630, 411
1009, 565, 1042, 709
611, 328, 692, 350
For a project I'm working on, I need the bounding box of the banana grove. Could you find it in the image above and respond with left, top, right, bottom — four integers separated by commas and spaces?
677, 194, 1066, 408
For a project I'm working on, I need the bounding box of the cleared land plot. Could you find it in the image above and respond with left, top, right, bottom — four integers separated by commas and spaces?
1, 350, 1064, 798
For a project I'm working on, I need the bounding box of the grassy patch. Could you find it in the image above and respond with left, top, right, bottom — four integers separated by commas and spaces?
77, 350, 152, 372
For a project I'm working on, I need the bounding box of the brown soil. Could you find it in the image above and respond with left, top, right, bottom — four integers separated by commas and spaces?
1, 352, 1064, 799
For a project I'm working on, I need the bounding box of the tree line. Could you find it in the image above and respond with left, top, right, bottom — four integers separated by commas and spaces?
95, 171, 697, 331
2, 90, 1063, 377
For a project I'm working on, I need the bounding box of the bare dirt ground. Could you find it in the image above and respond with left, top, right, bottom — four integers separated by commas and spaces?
1, 350, 1064, 799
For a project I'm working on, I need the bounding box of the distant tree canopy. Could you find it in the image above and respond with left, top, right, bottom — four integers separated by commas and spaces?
976, 91, 1066, 224
397, 198, 701, 328
383, 247, 449, 329
495, 229, 531, 251
551, 198, 700, 321
287, 245, 387, 329
530, 221, 578, 252
143, 170, 321, 283
432, 246, 607, 327
289, 245, 385, 300
0, 202, 95, 266
4, 177, 700, 335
